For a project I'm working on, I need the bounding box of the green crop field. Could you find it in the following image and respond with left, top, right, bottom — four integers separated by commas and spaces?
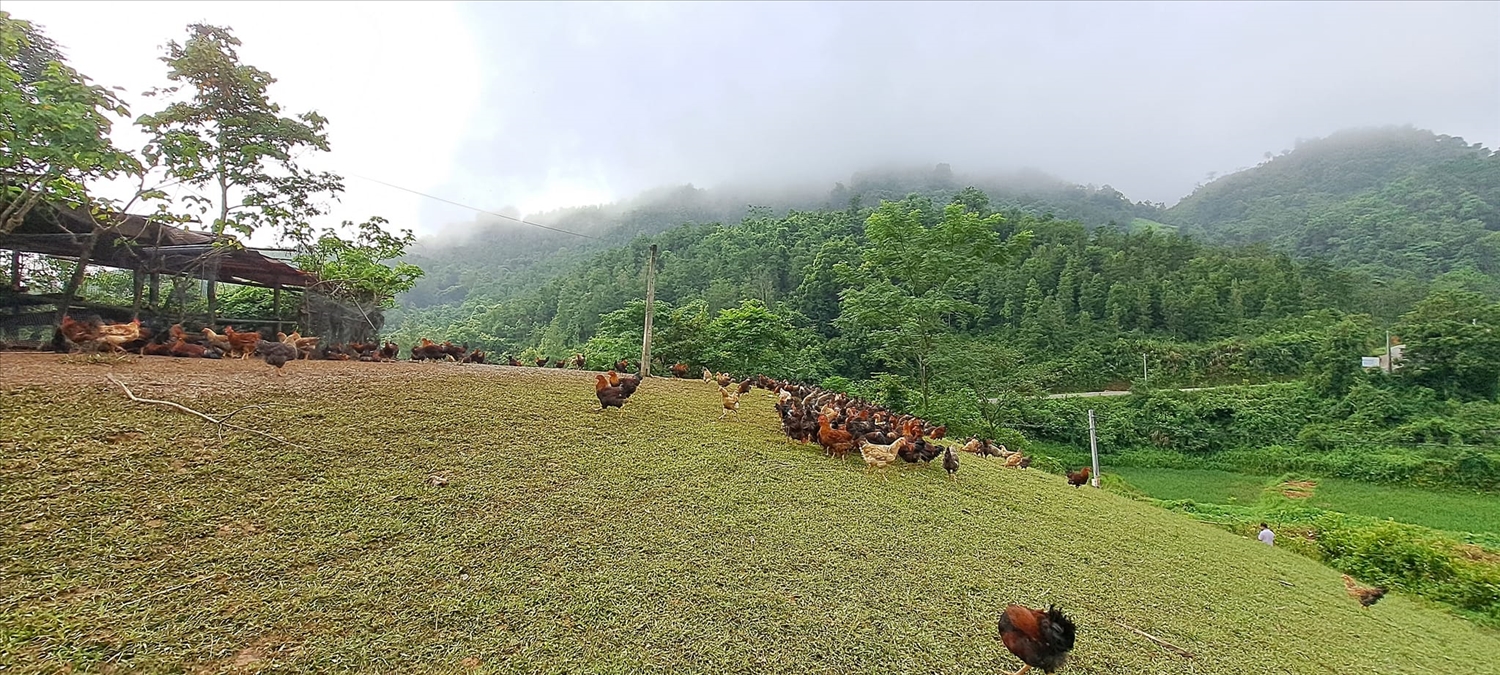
1309, 478, 1500, 536
2, 355, 1496, 674
1107, 467, 1269, 506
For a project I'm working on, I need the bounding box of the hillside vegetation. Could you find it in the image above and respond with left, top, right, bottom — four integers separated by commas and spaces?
1165, 126, 1500, 284
2, 358, 1497, 673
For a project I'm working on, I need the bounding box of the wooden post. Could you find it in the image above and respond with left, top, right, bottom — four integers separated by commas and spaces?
273, 285, 282, 328
1088, 409, 1101, 488
131, 269, 145, 319
640, 244, 657, 378
205, 258, 219, 327
148, 272, 160, 310
5, 250, 19, 342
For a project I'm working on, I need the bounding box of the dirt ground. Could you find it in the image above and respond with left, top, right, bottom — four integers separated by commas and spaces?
0, 351, 587, 401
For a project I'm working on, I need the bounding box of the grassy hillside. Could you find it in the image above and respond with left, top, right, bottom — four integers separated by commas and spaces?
2, 356, 1497, 673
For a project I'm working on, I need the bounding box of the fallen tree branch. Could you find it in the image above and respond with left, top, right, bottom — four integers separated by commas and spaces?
1112, 619, 1195, 659
105, 375, 310, 451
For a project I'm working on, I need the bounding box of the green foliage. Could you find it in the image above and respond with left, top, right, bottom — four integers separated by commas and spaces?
701, 299, 793, 376
291, 217, 424, 310
136, 23, 342, 239
1167, 126, 1499, 290
836, 200, 1031, 406
1395, 288, 1500, 400
0, 11, 140, 232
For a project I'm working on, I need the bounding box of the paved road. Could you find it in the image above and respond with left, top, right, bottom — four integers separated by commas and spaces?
986, 384, 1269, 403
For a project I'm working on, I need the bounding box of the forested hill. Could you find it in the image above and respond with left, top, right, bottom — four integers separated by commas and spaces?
399, 166, 1162, 311
1163, 126, 1500, 281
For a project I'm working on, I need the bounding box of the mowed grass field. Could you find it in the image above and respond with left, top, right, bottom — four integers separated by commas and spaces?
2, 354, 1498, 674
1108, 467, 1500, 536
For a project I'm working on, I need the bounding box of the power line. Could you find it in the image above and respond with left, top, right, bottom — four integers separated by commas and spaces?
346, 173, 601, 240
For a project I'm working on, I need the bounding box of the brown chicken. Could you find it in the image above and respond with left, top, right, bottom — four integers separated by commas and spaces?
1342, 575, 1388, 608
997, 604, 1077, 675
943, 446, 960, 480
140, 341, 175, 357
223, 327, 261, 359
59, 315, 100, 347
572, 353, 586, 368
535, 356, 549, 367
670, 362, 690, 378
1067, 467, 1091, 487
718, 385, 741, 421
714, 372, 732, 388
736, 378, 753, 395
169, 338, 206, 358
615, 359, 631, 373
817, 414, 856, 459
595, 373, 629, 413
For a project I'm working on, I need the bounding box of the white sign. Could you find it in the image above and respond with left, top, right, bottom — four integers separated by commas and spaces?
1361, 356, 1381, 368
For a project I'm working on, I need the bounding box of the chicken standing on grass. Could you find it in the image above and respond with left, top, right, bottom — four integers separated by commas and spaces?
718, 385, 741, 421
1342, 574, 1388, 608
595, 374, 630, 413
255, 340, 299, 376
943, 446, 959, 480
997, 604, 1076, 675
1066, 467, 1091, 487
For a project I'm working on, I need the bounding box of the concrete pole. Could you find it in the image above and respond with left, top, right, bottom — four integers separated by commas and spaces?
1088, 409, 1101, 488
640, 244, 657, 378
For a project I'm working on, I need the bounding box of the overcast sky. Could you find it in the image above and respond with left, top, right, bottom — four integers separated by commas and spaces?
7, 1, 1498, 241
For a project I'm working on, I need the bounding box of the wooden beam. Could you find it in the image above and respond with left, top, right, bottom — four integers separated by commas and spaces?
131, 269, 145, 320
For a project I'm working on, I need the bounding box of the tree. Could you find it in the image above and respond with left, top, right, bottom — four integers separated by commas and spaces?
837, 200, 1031, 409
291, 217, 423, 311
1394, 289, 1500, 400
1308, 315, 1372, 398
0, 11, 139, 233
703, 299, 794, 376
136, 23, 341, 240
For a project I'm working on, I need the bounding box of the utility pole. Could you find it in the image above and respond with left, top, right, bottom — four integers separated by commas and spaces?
1088, 409, 1101, 488
1385, 329, 1392, 374
640, 244, 657, 378
1142, 354, 1148, 386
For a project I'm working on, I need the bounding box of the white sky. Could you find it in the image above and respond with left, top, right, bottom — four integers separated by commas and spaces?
6, 1, 483, 245
7, 1, 1499, 244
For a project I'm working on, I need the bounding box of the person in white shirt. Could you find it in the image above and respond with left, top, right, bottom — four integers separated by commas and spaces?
1258, 523, 1275, 546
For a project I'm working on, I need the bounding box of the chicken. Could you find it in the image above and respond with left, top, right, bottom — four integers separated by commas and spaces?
595, 373, 629, 413
615, 359, 631, 373
817, 414, 856, 460
380, 341, 400, 361
702, 367, 713, 382
1066, 467, 1091, 488
223, 327, 263, 359
736, 378, 753, 395
718, 385, 741, 421
670, 362, 690, 379
572, 353, 586, 368
59, 315, 100, 348
553, 358, 566, 368
1342, 575, 1388, 609
960, 438, 983, 454
943, 446, 959, 480
255, 340, 299, 375
714, 372, 732, 388
200, 327, 232, 353
997, 604, 1077, 675
1004, 452, 1028, 468
607, 370, 641, 398
507, 355, 523, 367
95, 319, 143, 353
535, 357, 549, 367
858, 437, 906, 479
169, 338, 206, 358
140, 340, 175, 357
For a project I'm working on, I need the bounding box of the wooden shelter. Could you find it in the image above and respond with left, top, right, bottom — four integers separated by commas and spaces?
1, 202, 354, 340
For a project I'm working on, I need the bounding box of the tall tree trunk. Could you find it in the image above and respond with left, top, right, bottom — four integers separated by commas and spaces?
50, 230, 100, 349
